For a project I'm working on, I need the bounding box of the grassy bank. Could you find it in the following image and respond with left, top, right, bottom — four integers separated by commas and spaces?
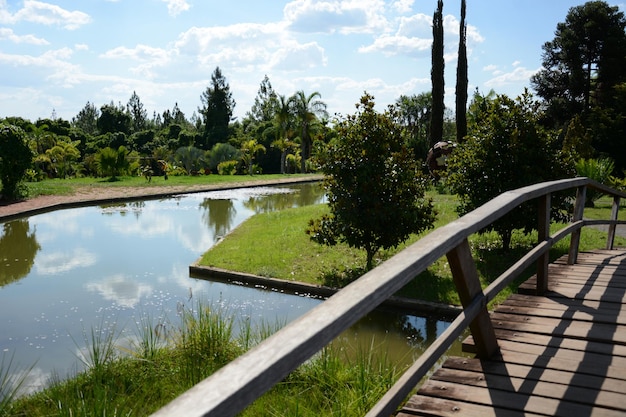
3, 301, 402, 417
199, 192, 626, 307
23, 174, 319, 198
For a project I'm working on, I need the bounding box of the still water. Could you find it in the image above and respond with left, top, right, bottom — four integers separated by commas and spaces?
0, 183, 459, 394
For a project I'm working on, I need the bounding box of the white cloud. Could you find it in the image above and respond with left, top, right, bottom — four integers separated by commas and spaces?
392, 0, 414, 14
0, 27, 48, 44
162, 0, 190, 17
100, 44, 171, 78
484, 65, 539, 88
173, 22, 327, 73
85, 274, 152, 308
284, 0, 388, 34
0, 0, 91, 30
36, 247, 97, 275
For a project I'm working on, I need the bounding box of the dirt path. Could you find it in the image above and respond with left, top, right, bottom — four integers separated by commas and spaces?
0, 176, 321, 222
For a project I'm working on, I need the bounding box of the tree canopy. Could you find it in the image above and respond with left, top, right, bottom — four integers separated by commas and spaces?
0, 124, 33, 199
307, 94, 435, 270
199, 67, 236, 149
446, 91, 575, 250
531, 1, 626, 126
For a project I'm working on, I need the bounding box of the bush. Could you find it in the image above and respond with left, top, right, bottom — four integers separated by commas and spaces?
575, 158, 615, 206
217, 160, 239, 175
446, 91, 575, 249
0, 124, 33, 199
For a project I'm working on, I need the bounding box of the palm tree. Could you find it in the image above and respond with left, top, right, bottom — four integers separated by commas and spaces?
270, 95, 297, 174
293, 91, 327, 173
240, 139, 266, 175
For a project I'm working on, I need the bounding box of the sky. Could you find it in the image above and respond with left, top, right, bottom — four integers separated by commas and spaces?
1, 0, 624, 124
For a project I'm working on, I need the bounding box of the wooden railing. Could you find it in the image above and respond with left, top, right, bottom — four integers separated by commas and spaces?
150, 177, 626, 417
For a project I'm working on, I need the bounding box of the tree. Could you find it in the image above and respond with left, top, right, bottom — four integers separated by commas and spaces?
531, 1, 626, 127
0, 124, 32, 200
395, 93, 432, 159
430, 0, 445, 147
240, 139, 266, 175
293, 90, 327, 173
199, 67, 236, 149
95, 145, 129, 180
455, 0, 468, 142
98, 102, 131, 136
307, 94, 436, 270
247, 75, 278, 123
127, 91, 148, 133
446, 91, 575, 250
269, 94, 297, 174
173, 146, 205, 174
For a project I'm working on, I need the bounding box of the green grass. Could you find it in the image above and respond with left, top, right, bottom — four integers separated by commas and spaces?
5, 301, 403, 417
23, 174, 317, 198
199, 190, 626, 307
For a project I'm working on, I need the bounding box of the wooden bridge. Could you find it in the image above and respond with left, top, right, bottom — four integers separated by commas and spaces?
150, 178, 626, 417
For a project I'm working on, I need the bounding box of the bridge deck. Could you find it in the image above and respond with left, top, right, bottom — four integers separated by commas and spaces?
398, 249, 626, 417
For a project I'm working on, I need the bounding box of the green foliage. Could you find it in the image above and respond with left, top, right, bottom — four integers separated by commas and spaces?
308, 94, 436, 269
217, 160, 239, 175
293, 90, 328, 173
0, 124, 33, 200
575, 157, 615, 206
94, 146, 129, 180
173, 145, 206, 174
446, 91, 575, 249
208, 142, 241, 172
430, 0, 445, 146
199, 67, 236, 149
240, 139, 266, 175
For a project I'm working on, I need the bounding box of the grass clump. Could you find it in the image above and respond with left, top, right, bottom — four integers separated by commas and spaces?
4, 301, 405, 417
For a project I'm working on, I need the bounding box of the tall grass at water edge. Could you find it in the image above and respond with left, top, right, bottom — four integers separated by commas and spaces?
2, 300, 404, 417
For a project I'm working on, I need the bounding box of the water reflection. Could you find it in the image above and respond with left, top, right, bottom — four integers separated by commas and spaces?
0, 183, 459, 394
199, 199, 236, 239
0, 220, 40, 287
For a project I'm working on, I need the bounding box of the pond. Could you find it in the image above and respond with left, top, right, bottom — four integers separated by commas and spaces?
0, 182, 462, 394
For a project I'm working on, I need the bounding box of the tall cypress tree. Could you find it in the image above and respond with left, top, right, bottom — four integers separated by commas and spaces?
455, 0, 468, 142
199, 67, 236, 149
430, 0, 444, 147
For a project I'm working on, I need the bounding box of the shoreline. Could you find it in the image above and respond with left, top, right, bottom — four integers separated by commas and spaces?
1, 174, 461, 317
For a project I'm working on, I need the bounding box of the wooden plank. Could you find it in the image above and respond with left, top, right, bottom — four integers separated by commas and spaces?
442, 357, 626, 394
464, 329, 626, 358
493, 303, 626, 325
472, 339, 626, 371
504, 293, 625, 314
486, 314, 626, 345
414, 379, 625, 417
429, 367, 626, 410
398, 395, 546, 417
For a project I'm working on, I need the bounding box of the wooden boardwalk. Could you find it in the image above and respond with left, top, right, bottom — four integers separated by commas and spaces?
398, 249, 626, 417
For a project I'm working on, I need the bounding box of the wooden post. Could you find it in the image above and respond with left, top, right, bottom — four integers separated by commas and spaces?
607, 196, 620, 250
536, 194, 550, 295
568, 185, 586, 265
446, 239, 499, 358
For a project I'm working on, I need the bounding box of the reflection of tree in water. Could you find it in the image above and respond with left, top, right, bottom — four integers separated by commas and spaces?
243, 183, 325, 213
0, 220, 40, 287
99, 201, 145, 219
199, 199, 236, 239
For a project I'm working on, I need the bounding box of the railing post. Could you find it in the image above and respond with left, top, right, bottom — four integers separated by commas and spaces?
568, 185, 586, 265
607, 196, 620, 250
536, 193, 551, 295
446, 239, 499, 358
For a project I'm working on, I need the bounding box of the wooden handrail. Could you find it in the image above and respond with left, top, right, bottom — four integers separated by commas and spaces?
150, 177, 626, 417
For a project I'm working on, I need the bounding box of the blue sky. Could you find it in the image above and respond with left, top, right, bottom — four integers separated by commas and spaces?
1, 0, 623, 123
